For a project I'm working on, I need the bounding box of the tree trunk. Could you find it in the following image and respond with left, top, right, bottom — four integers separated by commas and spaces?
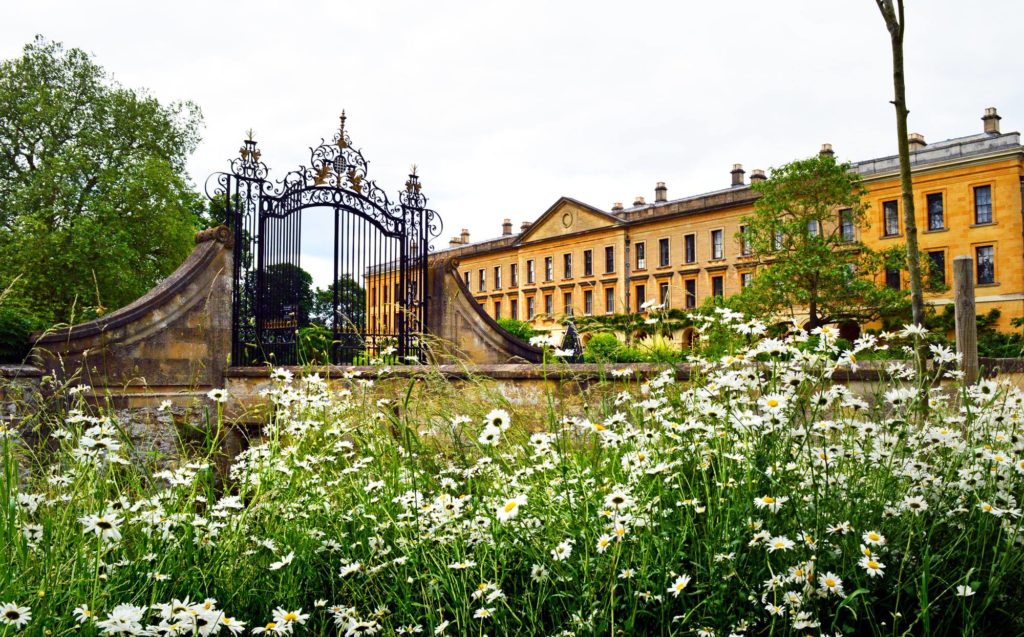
876, 0, 927, 362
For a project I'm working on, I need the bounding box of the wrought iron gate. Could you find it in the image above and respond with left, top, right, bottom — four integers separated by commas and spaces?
205, 113, 441, 366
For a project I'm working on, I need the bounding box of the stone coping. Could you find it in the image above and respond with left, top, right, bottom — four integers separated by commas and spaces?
0, 365, 44, 378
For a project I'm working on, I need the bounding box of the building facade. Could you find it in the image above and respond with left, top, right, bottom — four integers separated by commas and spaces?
380, 108, 1024, 337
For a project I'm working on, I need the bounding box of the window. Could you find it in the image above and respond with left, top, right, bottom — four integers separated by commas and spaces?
885, 268, 901, 290
712, 276, 724, 298
464, 271, 471, 287
604, 246, 615, 273
684, 234, 696, 263
563, 253, 573, 278
478, 269, 486, 292
583, 249, 593, 276
544, 257, 553, 281
772, 228, 784, 251
605, 287, 614, 313
494, 266, 502, 290
839, 209, 855, 242
659, 238, 670, 267
659, 282, 670, 306
510, 298, 518, 320
976, 245, 995, 284
741, 272, 753, 288
711, 229, 724, 259
527, 296, 535, 319
883, 200, 900, 236
974, 185, 993, 224
740, 225, 751, 255
927, 250, 946, 288
563, 292, 573, 316
527, 260, 535, 284
635, 242, 646, 269
807, 220, 819, 237
494, 301, 501, 321
584, 290, 593, 315
927, 193, 944, 231
635, 285, 646, 312
685, 279, 696, 308
510, 263, 519, 287
544, 294, 553, 315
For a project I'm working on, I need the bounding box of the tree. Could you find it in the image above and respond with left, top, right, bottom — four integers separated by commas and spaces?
874, 2, 926, 335
736, 153, 907, 330
0, 36, 204, 325
310, 275, 366, 331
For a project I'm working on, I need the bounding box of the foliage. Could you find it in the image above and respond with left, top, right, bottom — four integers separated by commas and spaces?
1, 314, 1022, 635
496, 318, 536, 342
310, 275, 366, 331
0, 304, 36, 363
0, 37, 205, 325
296, 325, 332, 365
735, 153, 907, 329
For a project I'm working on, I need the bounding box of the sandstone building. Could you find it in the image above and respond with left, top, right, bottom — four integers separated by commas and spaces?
373, 108, 1023, 338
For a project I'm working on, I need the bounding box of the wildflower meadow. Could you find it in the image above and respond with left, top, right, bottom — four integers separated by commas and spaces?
2, 312, 1022, 636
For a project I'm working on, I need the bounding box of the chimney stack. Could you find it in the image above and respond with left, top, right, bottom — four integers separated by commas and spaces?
730, 164, 745, 187
520, 221, 532, 232
983, 107, 1001, 134
501, 218, 513, 235
460, 228, 470, 244
908, 133, 926, 151
611, 202, 624, 212
633, 196, 646, 207
750, 169, 767, 183
449, 237, 462, 248
819, 143, 834, 157
654, 182, 667, 203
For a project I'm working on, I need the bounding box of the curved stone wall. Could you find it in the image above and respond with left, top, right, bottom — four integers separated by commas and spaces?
426, 255, 543, 363
32, 226, 234, 407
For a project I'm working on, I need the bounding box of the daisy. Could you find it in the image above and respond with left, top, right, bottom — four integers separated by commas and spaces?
496, 494, 527, 522
273, 607, 309, 626
477, 425, 501, 446
0, 602, 31, 629
858, 555, 886, 577
473, 608, 494, 619
603, 491, 634, 511
862, 530, 886, 546
220, 616, 247, 634
766, 536, 795, 552
753, 495, 788, 513
73, 604, 93, 624
596, 534, 614, 553
902, 495, 929, 515
252, 621, 285, 634
760, 393, 788, 413
618, 568, 636, 579
550, 540, 573, 562
269, 551, 295, 570
818, 572, 845, 597
434, 620, 451, 634
206, 388, 229, 403
667, 574, 692, 597
484, 409, 511, 431
530, 564, 549, 582
79, 513, 123, 542
955, 584, 976, 597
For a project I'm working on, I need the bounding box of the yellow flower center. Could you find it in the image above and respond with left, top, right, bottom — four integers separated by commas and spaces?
767, 399, 779, 408
825, 578, 836, 587
503, 501, 517, 513
763, 496, 775, 504
284, 613, 298, 622
867, 560, 879, 569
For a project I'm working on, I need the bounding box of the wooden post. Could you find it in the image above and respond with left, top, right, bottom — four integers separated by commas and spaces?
953, 256, 979, 384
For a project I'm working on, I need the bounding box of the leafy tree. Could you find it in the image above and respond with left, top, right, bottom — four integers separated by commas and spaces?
735, 153, 907, 329
0, 36, 204, 324
249, 263, 314, 328
310, 275, 366, 331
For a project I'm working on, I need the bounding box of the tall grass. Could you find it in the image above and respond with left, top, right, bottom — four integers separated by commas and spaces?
1, 311, 1022, 636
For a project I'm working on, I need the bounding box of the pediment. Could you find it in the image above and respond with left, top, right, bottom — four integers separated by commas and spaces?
515, 197, 620, 244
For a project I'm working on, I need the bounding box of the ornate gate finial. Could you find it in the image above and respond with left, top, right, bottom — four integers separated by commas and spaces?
337, 110, 348, 149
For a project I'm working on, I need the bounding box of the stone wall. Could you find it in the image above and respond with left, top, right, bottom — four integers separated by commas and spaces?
31, 226, 234, 409
426, 255, 543, 364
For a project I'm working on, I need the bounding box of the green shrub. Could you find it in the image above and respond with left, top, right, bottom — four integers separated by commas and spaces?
0, 305, 35, 363
583, 333, 646, 363
496, 318, 536, 342
297, 326, 332, 365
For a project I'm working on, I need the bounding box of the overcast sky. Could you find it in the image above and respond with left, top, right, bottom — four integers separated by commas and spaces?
4, 1, 1023, 287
